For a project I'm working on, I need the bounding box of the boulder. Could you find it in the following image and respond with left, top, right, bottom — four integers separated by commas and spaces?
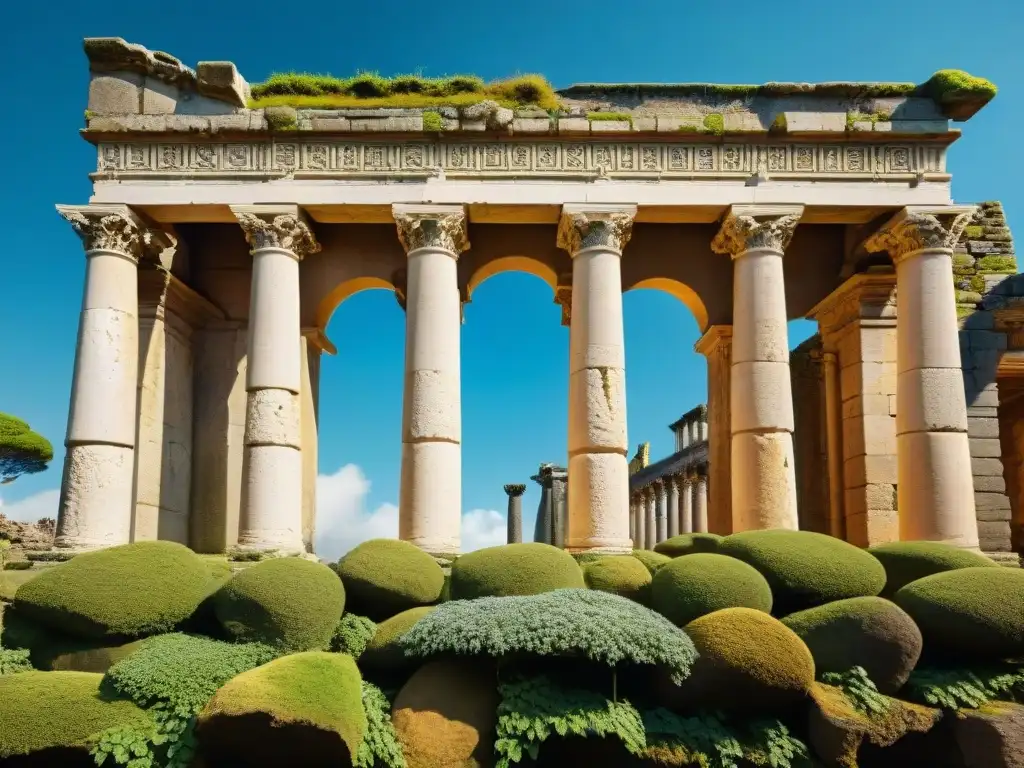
952, 701, 1024, 768
583, 556, 652, 604
654, 533, 723, 558
449, 543, 584, 600
361, 606, 436, 672
649, 553, 773, 627
869, 541, 998, 597
335, 539, 445, 621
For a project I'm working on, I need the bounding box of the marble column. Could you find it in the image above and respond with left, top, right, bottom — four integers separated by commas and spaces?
694, 470, 709, 533
230, 205, 319, 554
558, 204, 636, 552
634, 492, 645, 550
551, 467, 568, 549
533, 470, 553, 544
644, 486, 657, 550
667, 475, 680, 539
54, 205, 148, 550
712, 205, 803, 532
695, 326, 733, 533
394, 204, 468, 555
864, 206, 980, 548
504, 484, 525, 544
680, 474, 693, 534
655, 480, 668, 543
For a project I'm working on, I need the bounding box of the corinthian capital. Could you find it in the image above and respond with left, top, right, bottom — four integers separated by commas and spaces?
557, 204, 637, 255
393, 204, 469, 257
230, 205, 320, 259
504, 483, 527, 497
862, 205, 976, 264
57, 204, 146, 260
711, 204, 804, 258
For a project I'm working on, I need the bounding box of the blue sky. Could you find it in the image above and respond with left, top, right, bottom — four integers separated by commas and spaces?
1, 0, 1021, 555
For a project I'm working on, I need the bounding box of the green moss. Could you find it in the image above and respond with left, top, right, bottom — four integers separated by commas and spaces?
0, 671, 150, 759
975, 255, 1017, 273
703, 112, 724, 135
957, 305, 976, 319
923, 69, 997, 103
335, 538, 444, 620
449, 542, 584, 600
964, 225, 985, 239
421, 110, 444, 131
956, 290, 983, 304
197, 652, 366, 765
893, 566, 1024, 659
330, 614, 376, 658
264, 106, 297, 131
718, 530, 886, 615
587, 111, 633, 125
654, 532, 723, 558
650, 553, 773, 627
770, 113, 787, 132
361, 606, 436, 672
969, 275, 987, 293
13, 541, 211, 641
583, 555, 652, 604
782, 597, 922, 694
869, 541, 998, 597
846, 110, 892, 129
633, 549, 673, 574
214, 557, 344, 651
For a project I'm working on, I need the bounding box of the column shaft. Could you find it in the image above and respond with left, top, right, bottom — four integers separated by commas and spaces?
696, 326, 733, 533
680, 476, 693, 534
655, 481, 668, 543
504, 485, 525, 544
645, 487, 657, 550
634, 492, 645, 550
667, 477, 680, 539
694, 473, 709, 532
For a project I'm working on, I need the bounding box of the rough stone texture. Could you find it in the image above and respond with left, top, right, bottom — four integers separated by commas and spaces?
0, 515, 54, 555
952, 702, 1024, 768
88, 72, 143, 114
790, 336, 830, 534
196, 62, 249, 107
243, 389, 301, 448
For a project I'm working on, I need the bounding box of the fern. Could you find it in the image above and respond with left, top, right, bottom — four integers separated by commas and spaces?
0, 647, 32, 675
494, 674, 646, 767
354, 681, 406, 768
904, 663, 1024, 710
820, 666, 889, 716
89, 720, 159, 768
743, 720, 810, 768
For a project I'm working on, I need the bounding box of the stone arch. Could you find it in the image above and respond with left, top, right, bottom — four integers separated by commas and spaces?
314, 276, 398, 330
466, 255, 559, 300
625, 277, 710, 332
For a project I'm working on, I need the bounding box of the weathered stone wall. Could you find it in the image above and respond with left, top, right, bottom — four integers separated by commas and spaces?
790, 335, 830, 534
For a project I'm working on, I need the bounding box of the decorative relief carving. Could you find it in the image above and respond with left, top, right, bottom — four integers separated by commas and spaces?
58, 206, 145, 259
863, 208, 976, 262
95, 141, 938, 179
234, 212, 321, 259
711, 210, 803, 257
393, 208, 469, 256
556, 207, 636, 255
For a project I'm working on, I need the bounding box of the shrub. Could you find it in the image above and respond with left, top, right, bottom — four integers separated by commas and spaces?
633, 549, 673, 574
650, 553, 773, 628
392, 659, 498, 768
196, 652, 366, 766
332, 614, 377, 659
0, 671, 150, 760
782, 596, 922, 693
893, 566, 1024, 658
0, 647, 31, 675
681, 607, 815, 714
214, 557, 343, 651
654, 532, 723, 558
335, 539, 444, 621
718, 530, 886, 615
0, 411, 53, 482
13, 541, 212, 640
402, 589, 697, 684
449, 542, 584, 600
868, 541, 998, 596
583, 556, 652, 604
355, 681, 405, 768
361, 606, 436, 672
3, 561, 33, 571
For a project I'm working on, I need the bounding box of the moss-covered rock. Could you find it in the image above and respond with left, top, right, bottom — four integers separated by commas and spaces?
782, 597, 922, 693
335, 539, 445, 621
196, 652, 366, 768
12, 541, 211, 640
392, 658, 498, 768
361, 606, 436, 672
869, 541, 998, 597
632, 549, 672, 574
718, 530, 886, 615
583, 556, 652, 604
649, 553, 773, 627
449, 543, 584, 600
0, 606, 144, 672
214, 557, 343, 651
893, 567, 1024, 658
654, 532, 723, 558
679, 607, 815, 714
0, 671, 150, 763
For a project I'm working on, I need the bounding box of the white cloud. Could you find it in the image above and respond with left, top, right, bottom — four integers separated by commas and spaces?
461, 508, 507, 553
0, 488, 60, 523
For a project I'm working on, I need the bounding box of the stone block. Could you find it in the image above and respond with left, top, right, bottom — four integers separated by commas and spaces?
196, 61, 249, 107
460, 120, 487, 131
310, 117, 351, 131
977, 520, 1012, 541
349, 116, 423, 132
851, 121, 873, 132
723, 112, 764, 132
970, 240, 1004, 254
843, 454, 898, 487
631, 117, 657, 131
970, 437, 1003, 458
782, 111, 846, 133
965, 379, 1000, 407
557, 118, 590, 134
208, 114, 252, 133
972, 457, 1006, 476
88, 72, 143, 114
968, 417, 1002, 438
873, 121, 893, 132
511, 118, 551, 134
973, 474, 1007, 493
515, 106, 548, 118
142, 76, 178, 114
590, 120, 631, 132
657, 115, 700, 132
164, 115, 211, 132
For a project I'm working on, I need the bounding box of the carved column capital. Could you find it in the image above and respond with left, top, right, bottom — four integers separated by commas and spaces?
57, 204, 148, 261
230, 205, 320, 259
393, 204, 469, 257
553, 285, 572, 326
711, 204, 804, 258
557, 204, 637, 255
863, 206, 976, 264
503, 483, 526, 498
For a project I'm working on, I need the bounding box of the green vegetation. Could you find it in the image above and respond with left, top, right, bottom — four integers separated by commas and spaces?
845, 110, 891, 129
0, 647, 31, 675
197, 651, 367, 765
421, 110, 444, 131
650, 553, 773, 627
893, 566, 1024, 658
703, 113, 725, 135
904, 661, 1024, 710
336, 539, 444, 620
587, 111, 633, 125
633, 549, 672, 574
331, 614, 377, 659
869, 540, 997, 596
214, 557, 343, 651
14, 541, 211, 640
449, 542, 584, 600
402, 589, 697, 684
976, 254, 1017, 273
582, 555, 652, 604
782, 596, 922, 693
964, 225, 985, 239
361, 606, 436, 672
654, 532, 723, 558
0, 412, 53, 483
0, 671, 150, 760
922, 69, 997, 105
718, 530, 886, 615
818, 666, 890, 717
355, 681, 405, 768
264, 106, 297, 131
250, 72, 559, 110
